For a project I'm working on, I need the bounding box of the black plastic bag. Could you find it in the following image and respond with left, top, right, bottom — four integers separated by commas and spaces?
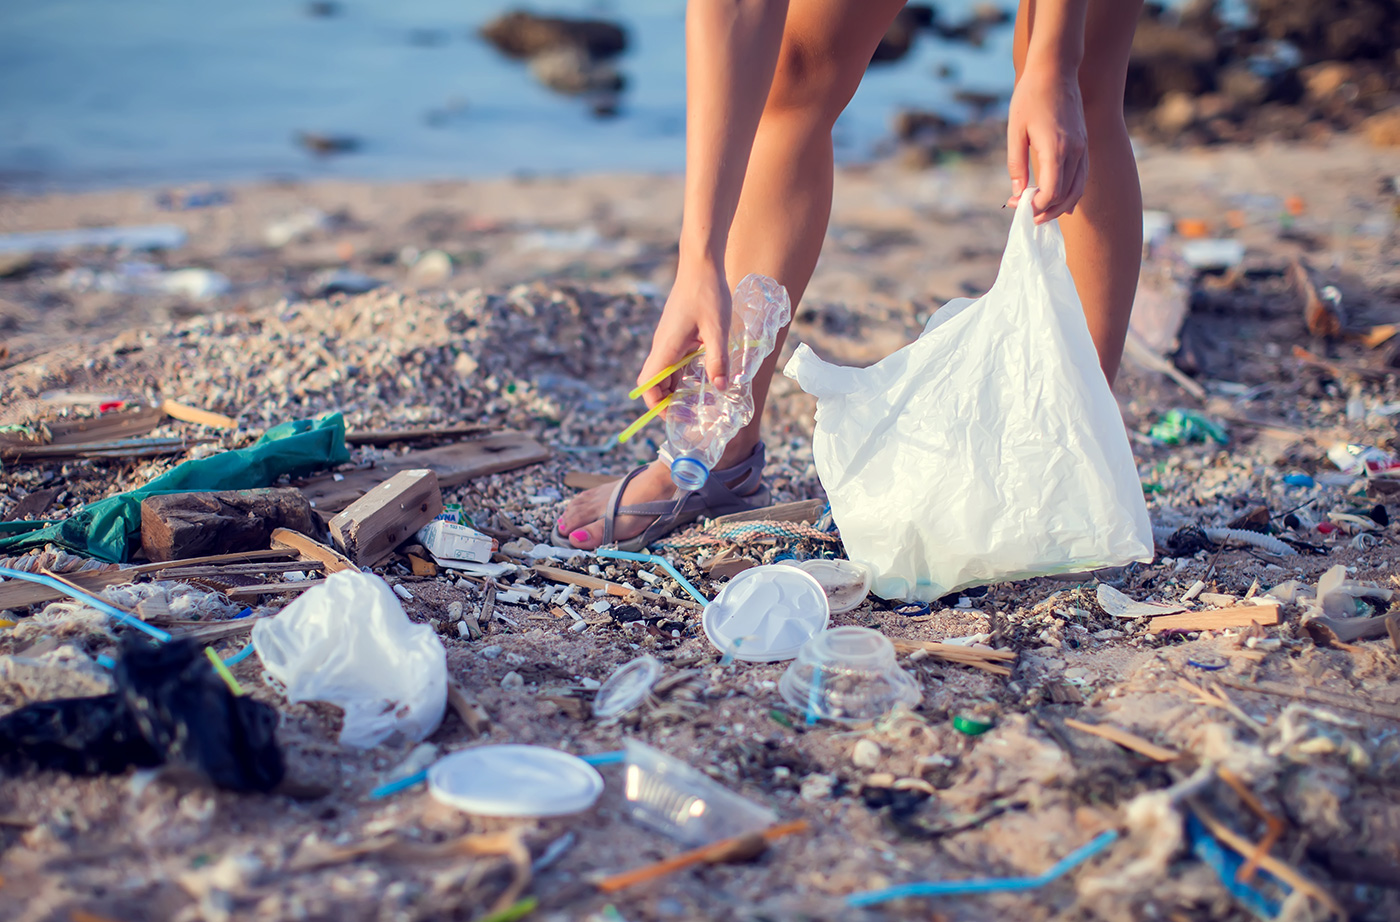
0, 638, 284, 792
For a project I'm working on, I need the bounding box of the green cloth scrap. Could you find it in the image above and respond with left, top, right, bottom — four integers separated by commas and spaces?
0, 414, 350, 563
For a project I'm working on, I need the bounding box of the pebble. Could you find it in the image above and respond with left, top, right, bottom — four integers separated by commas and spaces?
799, 773, 836, 802
448, 601, 464, 621
480, 645, 503, 659
501, 671, 524, 690
852, 739, 882, 769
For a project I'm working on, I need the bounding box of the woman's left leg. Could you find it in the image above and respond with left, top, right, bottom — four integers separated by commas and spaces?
1014, 0, 1144, 384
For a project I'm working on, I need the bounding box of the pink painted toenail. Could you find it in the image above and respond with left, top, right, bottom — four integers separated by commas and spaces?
556, 516, 565, 529
569, 529, 590, 543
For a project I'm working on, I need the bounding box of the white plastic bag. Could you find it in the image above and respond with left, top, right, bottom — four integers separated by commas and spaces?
785, 188, 1153, 601
252, 570, 447, 748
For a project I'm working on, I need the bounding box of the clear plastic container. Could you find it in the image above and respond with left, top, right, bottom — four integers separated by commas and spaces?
593, 655, 663, 719
662, 274, 791, 490
779, 559, 871, 614
778, 627, 921, 723
621, 739, 777, 845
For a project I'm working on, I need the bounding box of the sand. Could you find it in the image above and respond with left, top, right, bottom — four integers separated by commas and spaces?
1, 136, 1400, 922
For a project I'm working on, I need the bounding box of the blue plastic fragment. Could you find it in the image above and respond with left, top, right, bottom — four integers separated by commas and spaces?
1283, 473, 1315, 488
845, 830, 1120, 907
223, 642, 256, 666
0, 566, 171, 642
594, 548, 708, 605
1187, 814, 1285, 919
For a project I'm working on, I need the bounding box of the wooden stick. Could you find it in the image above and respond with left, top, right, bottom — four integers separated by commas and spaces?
1063, 717, 1180, 762
225, 579, 323, 601
1214, 676, 1400, 722
890, 639, 1016, 676
160, 398, 238, 429
531, 565, 701, 610
594, 821, 808, 893
447, 683, 491, 737
271, 528, 359, 573
346, 424, 492, 446
1217, 766, 1287, 883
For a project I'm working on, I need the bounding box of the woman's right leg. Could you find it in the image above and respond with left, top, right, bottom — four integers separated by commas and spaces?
559, 0, 906, 549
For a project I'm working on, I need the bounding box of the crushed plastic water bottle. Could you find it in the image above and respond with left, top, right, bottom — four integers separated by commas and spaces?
661, 274, 791, 490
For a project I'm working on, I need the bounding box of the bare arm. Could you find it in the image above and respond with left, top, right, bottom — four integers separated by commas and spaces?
1007, 0, 1088, 223
639, 0, 788, 401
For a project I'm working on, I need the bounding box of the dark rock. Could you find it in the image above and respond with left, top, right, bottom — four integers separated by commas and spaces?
479, 10, 627, 61
295, 133, 361, 156
1252, 0, 1400, 63
529, 46, 624, 95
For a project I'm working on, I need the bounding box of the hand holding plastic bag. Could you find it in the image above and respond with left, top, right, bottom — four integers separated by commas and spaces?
785, 189, 1152, 601
252, 571, 447, 748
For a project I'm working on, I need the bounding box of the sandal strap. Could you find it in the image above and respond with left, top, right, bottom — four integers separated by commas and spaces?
600, 464, 655, 546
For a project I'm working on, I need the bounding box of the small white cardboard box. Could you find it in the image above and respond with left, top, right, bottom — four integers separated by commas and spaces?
416, 520, 494, 563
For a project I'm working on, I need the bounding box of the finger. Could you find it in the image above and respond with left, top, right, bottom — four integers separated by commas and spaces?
1063, 151, 1088, 217
702, 321, 730, 391
1040, 150, 1087, 223
1031, 149, 1063, 223
1006, 124, 1030, 204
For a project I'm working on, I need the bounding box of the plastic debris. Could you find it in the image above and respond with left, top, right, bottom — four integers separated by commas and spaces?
786, 190, 1152, 601
252, 571, 447, 748
621, 738, 777, 846
778, 627, 921, 723
1149, 409, 1228, 445
0, 638, 283, 791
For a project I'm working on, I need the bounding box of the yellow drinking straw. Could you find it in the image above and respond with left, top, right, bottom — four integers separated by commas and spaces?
628, 348, 705, 400
205, 646, 246, 696
616, 393, 675, 444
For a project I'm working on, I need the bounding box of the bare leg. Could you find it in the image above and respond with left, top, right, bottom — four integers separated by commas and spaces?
1014, 0, 1143, 384
559, 0, 905, 548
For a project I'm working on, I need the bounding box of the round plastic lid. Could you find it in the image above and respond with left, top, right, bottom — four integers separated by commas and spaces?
594, 654, 663, 718
702, 564, 830, 662
428, 745, 604, 817
789, 559, 871, 614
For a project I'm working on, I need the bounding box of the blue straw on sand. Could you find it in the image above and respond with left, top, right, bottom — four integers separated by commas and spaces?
594, 548, 708, 605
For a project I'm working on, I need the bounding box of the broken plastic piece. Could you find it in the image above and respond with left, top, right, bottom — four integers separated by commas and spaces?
779, 627, 921, 723
593, 655, 663, 719
595, 547, 708, 604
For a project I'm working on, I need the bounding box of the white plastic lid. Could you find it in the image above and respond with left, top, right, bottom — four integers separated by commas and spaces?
702, 564, 830, 662
428, 745, 604, 817
594, 655, 663, 718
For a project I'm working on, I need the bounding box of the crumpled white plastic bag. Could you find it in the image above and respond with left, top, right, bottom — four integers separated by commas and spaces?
785, 188, 1153, 601
252, 570, 447, 748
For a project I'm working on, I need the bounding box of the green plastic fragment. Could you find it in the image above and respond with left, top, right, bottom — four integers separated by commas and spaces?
1148, 408, 1228, 446
769, 709, 795, 729
952, 714, 994, 736
0, 413, 350, 562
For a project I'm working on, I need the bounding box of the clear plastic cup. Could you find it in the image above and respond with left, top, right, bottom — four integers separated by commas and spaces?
778, 627, 921, 723
621, 738, 777, 846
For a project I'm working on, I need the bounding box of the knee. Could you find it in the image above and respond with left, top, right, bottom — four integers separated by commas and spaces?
763, 38, 858, 124
1078, 68, 1128, 130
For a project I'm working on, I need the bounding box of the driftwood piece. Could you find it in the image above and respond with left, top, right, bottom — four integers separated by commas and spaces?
270, 528, 359, 574
346, 424, 492, 446
159, 399, 238, 429
328, 470, 443, 566
298, 431, 550, 513
225, 580, 325, 601
140, 488, 320, 561
1147, 603, 1280, 634
714, 498, 827, 525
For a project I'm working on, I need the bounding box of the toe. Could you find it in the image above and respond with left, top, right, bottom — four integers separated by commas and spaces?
568, 522, 604, 550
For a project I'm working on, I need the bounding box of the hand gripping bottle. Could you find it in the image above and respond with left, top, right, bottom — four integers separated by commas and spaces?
661, 274, 791, 490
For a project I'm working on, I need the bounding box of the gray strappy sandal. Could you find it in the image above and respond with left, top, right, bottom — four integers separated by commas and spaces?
553, 442, 771, 552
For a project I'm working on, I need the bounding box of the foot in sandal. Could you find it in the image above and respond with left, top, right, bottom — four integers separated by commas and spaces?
555, 442, 770, 551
